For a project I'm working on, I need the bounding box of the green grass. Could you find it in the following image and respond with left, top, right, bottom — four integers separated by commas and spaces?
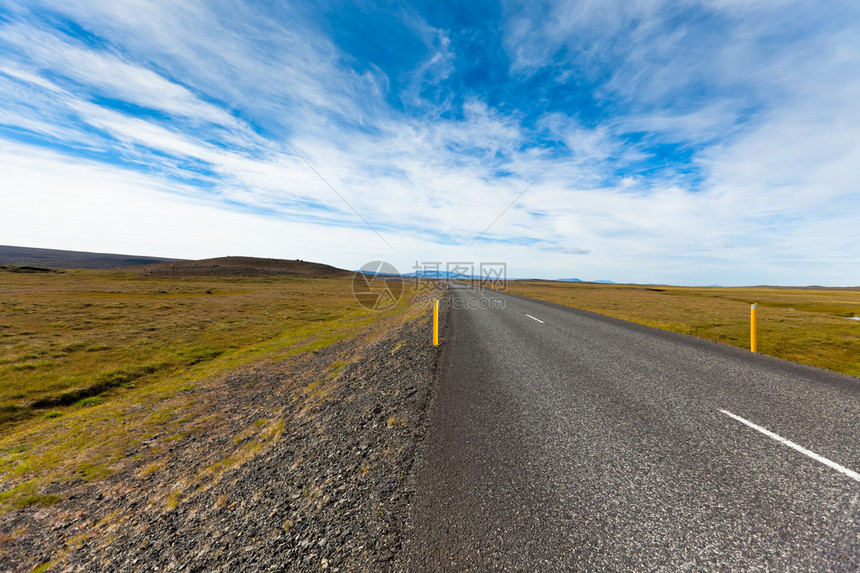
0, 270, 389, 423
0, 269, 429, 512
506, 281, 860, 378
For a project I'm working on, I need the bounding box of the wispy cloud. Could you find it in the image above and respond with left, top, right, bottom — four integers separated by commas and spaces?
0, 0, 858, 284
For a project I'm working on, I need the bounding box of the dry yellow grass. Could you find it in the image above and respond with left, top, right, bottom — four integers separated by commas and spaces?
0, 268, 429, 512
506, 281, 860, 378
0, 269, 389, 423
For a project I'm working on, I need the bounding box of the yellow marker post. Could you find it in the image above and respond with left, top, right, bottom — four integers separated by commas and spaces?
750, 303, 758, 353
433, 299, 439, 346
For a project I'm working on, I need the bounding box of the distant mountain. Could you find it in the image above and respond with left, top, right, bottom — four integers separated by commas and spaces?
139, 256, 351, 277
556, 278, 584, 282
0, 245, 184, 269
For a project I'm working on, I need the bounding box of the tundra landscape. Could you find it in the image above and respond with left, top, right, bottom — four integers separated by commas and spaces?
1, 252, 857, 569
0, 255, 440, 570
506, 281, 860, 377
2, 0, 858, 569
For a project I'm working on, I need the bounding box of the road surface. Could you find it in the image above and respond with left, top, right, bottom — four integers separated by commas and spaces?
401, 284, 860, 571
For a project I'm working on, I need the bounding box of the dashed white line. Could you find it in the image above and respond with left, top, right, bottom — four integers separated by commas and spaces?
525, 314, 544, 324
719, 409, 860, 483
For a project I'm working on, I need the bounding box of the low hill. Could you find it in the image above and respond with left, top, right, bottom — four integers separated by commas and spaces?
138, 256, 351, 277
0, 245, 184, 269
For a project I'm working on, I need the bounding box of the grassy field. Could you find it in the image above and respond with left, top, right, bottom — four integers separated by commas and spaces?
0, 269, 425, 512
506, 281, 860, 378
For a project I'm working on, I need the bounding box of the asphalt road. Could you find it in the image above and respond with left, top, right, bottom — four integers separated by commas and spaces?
400, 284, 860, 571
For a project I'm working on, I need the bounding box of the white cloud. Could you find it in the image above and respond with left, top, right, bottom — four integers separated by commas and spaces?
0, 141, 399, 265
0, 1, 858, 285
0, 21, 235, 127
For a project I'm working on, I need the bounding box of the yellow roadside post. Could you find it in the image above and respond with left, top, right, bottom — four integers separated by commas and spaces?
433, 299, 439, 346
750, 303, 758, 353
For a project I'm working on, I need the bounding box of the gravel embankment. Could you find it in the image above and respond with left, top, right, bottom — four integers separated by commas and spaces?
1, 304, 444, 572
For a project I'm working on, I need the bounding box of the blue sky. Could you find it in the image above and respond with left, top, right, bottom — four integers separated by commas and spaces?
1, 0, 858, 285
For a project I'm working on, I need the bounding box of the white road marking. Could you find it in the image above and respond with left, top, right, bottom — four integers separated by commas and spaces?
719, 409, 860, 483
526, 314, 544, 324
